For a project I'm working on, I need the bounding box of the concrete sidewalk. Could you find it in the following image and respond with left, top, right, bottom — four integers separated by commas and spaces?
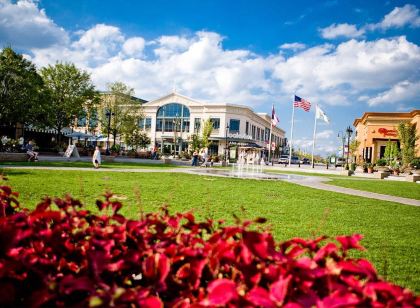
284, 176, 420, 207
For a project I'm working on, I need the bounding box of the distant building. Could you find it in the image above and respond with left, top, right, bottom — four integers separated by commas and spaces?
141, 92, 286, 158
73, 91, 286, 158
353, 110, 420, 163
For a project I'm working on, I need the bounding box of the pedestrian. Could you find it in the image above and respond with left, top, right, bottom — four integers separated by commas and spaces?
92, 146, 101, 169
192, 150, 198, 166
200, 149, 208, 167
151, 146, 157, 160
26, 140, 39, 162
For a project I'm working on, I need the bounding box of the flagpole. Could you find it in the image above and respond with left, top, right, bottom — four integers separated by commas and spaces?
268, 121, 273, 163
288, 98, 295, 167
268, 104, 274, 162
311, 104, 318, 168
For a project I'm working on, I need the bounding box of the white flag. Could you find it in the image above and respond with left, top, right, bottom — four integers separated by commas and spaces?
316, 105, 329, 123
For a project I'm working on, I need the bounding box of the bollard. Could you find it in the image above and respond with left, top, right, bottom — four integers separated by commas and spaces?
298, 162, 301, 168
326, 162, 329, 169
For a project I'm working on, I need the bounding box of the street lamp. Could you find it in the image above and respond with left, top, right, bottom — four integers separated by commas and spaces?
105, 110, 114, 155
337, 131, 346, 167
225, 124, 230, 163
173, 113, 181, 156
345, 126, 353, 170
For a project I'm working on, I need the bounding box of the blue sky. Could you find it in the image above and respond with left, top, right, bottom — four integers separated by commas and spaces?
1, 0, 419, 155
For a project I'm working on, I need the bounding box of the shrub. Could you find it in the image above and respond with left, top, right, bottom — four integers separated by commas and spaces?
410, 157, 420, 169
0, 185, 419, 307
376, 158, 387, 167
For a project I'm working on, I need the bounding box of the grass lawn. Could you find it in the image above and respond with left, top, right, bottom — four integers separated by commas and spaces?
0, 161, 177, 169
1, 168, 419, 293
327, 178, 420, 200
266, 169, 420, 200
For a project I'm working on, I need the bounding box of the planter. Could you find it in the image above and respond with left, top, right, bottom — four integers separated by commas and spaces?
412, 169, 420, 176
0, 152, 27, 162
367, 168, 374, 174
393, 170, 400, 176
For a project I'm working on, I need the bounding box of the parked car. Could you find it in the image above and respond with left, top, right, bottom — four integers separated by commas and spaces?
290, 156, 300, 164
334, 157, 346, 167
300, 158, 310, 164
279, 155, 289, 164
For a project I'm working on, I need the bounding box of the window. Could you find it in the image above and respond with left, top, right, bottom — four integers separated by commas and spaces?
210, 118, 220, 129
77, 113, 87, 127
229, 119, 240, 134
139, 117, 152, 130
156, 119, 163, 132
156, 103, 190, 132
265, 128, 270, 141
89, 110, 98, 128
252, 125, 256, 139
194, 118, 201, 132
245, 122, 249, 135
182, 119, 190, 132
257, 128, 260, 140
145, 117, 151, 130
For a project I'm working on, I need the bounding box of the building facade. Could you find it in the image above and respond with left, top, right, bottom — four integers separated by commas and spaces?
140, 92, 286, 158
353, 110, 420, 163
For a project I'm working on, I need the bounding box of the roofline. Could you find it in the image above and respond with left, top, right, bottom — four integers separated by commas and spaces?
144, 92, 284, 130
353, 110, 420, 126
100, 91, 148, 103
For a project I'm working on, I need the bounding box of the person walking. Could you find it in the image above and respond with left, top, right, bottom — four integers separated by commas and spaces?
192, 150, 198, 166
200, 149, 208, 167
92, 146, 101, 169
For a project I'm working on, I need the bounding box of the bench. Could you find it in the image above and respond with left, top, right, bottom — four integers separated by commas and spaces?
0, 152, 28, 162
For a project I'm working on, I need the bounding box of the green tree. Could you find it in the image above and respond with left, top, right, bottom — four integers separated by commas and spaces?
398, 122, 418, 167
201, 118, 213, 149
0, 47, 45, 129
189, 134, 201, 151
41, 62, 98, 143
349, 138, 360, 163
383, 140, 392, 163
125, 128, 151, 150
101, 82, 143, 145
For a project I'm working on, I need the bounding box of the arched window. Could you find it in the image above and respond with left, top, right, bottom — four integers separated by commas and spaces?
156, 103, 190, 132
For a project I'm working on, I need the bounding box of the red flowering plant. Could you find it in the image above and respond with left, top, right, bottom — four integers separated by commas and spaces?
0, 184, 419, 307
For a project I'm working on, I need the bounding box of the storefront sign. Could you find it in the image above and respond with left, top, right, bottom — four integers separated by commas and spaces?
227, 133, 252, 140
378, 128, 397, 137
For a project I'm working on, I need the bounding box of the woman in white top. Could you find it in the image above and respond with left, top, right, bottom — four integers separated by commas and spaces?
92, 146, 101, 169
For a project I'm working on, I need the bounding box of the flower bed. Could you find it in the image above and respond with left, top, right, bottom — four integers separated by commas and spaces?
0, 184, 418, 307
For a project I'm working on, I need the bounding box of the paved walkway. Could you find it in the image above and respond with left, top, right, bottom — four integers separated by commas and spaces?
284, 176, 420, 207
1, 164, 419, 207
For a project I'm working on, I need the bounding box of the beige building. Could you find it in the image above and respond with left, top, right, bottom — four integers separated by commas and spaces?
353, 110, 420, 163
141, 92, 286, 157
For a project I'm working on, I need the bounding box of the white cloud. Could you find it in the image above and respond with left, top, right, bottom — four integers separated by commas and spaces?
272, 36, 420, 106
16, 0, 418, 114
320, 23, 365, 39
367, 80, 420, 106
373, 4, 420, 30
122, 37, 145, 56
279, 43, 306, 51
0, 0, 68, 49
316, 130, 334, 139
321, 4, 420, 40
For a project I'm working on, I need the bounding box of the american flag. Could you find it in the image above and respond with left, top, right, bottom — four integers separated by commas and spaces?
294, 95, 311, 112
271, 104, 279, 126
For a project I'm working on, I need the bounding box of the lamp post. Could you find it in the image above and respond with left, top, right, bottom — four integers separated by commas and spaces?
173, 113, 181, 156
345, 126, 353, 170
105, 110, 114, 155
225, 124, 230, 164
337, 131, 346, 167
